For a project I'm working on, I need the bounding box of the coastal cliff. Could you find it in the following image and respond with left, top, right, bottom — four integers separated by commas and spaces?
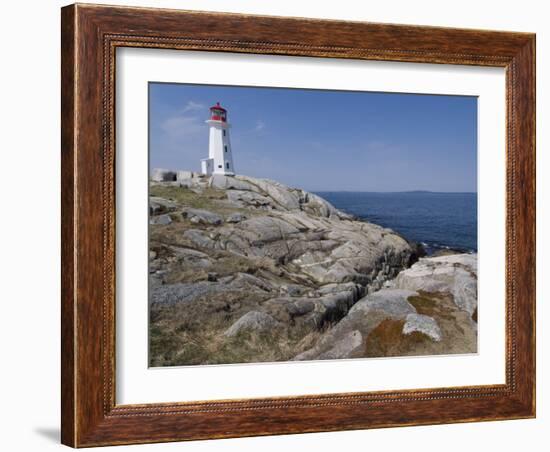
148, 171, 476, 366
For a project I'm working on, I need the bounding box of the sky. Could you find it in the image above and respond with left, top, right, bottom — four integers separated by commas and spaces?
149, 83, 477, 192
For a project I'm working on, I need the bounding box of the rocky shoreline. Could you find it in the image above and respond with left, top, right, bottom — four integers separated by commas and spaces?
149, 171, 477, 366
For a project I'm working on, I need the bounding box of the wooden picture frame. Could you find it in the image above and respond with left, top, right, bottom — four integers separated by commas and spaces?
61, 3, 536, 447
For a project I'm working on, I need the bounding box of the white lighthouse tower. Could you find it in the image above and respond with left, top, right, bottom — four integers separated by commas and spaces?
200, 102, 235, 176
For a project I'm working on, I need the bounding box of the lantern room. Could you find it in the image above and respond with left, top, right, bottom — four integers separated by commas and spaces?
209, 102, 227, 122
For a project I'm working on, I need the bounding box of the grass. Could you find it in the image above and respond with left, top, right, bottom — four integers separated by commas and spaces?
407, 291, 456, 321
364, 319, 431, 357
150, 184, 224, 207
363, 290, 478, 358
149, 307, 322, 367
150, 184, 253, 216
148, 272, 326, 367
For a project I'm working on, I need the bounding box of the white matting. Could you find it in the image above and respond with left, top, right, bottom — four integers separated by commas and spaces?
116, 47, 506, 404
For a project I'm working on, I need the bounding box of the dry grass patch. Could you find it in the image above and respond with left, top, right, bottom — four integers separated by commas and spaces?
408, 291, 456, 321
149, 308, 324, 367
148, 282, 329, 366
362, 290, 478, 359
150, 184, 253, 216
364, 319, 431, 358
150, 184, 225, 207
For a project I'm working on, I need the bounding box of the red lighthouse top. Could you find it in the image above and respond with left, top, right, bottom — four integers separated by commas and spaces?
209, 102, 227, 122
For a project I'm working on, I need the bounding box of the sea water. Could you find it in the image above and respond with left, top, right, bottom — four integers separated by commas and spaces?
317, 191, 477, 254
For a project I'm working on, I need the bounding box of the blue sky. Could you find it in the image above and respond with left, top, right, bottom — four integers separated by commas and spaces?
149, 83, 477, 192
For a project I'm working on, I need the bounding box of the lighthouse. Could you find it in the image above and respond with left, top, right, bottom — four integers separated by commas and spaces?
200, 102, 235, 176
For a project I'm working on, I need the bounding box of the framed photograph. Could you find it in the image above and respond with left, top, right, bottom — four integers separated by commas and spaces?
61, 3, 535, 447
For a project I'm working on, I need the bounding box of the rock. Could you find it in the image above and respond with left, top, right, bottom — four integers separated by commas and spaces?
208, 174, 351, 219
290, 224, 412, 286
394, 253, 477, 314
317, 282, 364, 299
169, 246, 211, 268
149, 197, 177, 215
265, 288, 358, 329
319, 291, 357, 324
232, 216, 300, 244
183, 208, 223, 225
229, 273, 274, 292
279, 284, 306, 297
294, 289, 417, 361
151, 173, 415, 290
226, 212, 246, 223
151, 174, 417, 293
304, 192, 352, 220
224, 311, 279, 337
236, 176, 302, 210
352, 289, 417, 318
183, 229, 217, 249
149, 214, 172, 225
317, 330, 363, 359
226, 190, 273, 209
402, 313, 442, 342
150, 202, 162, 215
210, 174, 258, 191
286, 300, 315, 317
151, 168, 177, 182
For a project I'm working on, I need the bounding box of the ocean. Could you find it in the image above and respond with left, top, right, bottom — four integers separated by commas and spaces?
317, 191, 477, 254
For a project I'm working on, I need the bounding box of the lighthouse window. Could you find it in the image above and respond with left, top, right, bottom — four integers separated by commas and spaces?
226, 163, 230, 169
224, 145, 228, 152
223, 130, 226, 136
218, 165, 222, 169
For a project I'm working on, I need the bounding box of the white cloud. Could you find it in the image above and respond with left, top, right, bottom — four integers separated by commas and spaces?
254, 120, 266, 132
158, 100, 208, 140
161, 115, 204, 139
181, 100, 205, 113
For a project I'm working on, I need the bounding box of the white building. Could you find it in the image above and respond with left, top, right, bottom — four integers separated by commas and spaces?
200, 102, 235, 175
